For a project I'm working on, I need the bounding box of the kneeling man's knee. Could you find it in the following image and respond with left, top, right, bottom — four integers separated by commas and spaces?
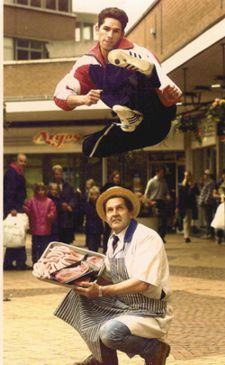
99, 319, 130, 349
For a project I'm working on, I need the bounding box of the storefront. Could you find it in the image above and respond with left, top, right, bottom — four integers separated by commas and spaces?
4, 99, 185, 198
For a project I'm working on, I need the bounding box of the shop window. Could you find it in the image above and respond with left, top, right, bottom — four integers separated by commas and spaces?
15, 39, 48, 60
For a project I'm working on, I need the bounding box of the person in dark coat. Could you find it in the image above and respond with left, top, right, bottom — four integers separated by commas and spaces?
198, 169, 216, 239
51, 165, 76, 244
177, 171, 199, 243
47, 182, 61, 242
101, 170, 121, 253
84, 186, 103, 252
3, 154, 30, 270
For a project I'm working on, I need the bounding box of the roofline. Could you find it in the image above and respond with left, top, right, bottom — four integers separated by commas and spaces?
125, 0, 159, 35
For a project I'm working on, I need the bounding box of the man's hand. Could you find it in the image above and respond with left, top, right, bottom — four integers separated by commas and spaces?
157, 84, 182, 107
61, 202, 72, 212
83, 89, 103, 106
73, 281, 100, 298
67, 89, 103, 109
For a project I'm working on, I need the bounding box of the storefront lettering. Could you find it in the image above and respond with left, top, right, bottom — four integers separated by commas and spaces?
33, 131, 81, 148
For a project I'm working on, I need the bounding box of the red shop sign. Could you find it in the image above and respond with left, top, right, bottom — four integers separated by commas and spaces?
33, 131, 81, 149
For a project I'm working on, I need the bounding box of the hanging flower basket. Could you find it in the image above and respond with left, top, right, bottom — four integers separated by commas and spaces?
207, 98, 225, 139
173, 114, 202, 144
207, 98, 225, 123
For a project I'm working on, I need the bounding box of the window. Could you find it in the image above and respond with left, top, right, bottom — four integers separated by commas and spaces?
58, 0, 69, 11
30, 0, 41, 7
16, 0, 28, 4
4, 38, 14, 61
75, 27, 81, 42
46, 0, 56, 9
83, 24, 92, 41
75, 23, 94, 42
15, 39, 48, 60
14, 0, 72, 12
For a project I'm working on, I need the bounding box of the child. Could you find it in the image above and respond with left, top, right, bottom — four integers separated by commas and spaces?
84, 186, 103, 252
23, 182, 56, 265
47, 182, 61, 242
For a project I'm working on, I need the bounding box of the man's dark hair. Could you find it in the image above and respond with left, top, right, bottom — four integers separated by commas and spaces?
98, 7, 129, 31
103, 195, 133, 213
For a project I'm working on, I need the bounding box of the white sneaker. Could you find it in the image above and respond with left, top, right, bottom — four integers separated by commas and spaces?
108, 49, 154, 77
112, 105, 143, 132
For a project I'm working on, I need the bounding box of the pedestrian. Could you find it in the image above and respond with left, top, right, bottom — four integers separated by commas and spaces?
101, 170, 122, 253
84, 179, 96, 200
213, 168, 225, 203
212, 169, 225, 244
198, 169, 216, 239
51, 165, 76, 244
3, 153, 30, 270
101, 170, 121, 192
3, 211, 29, 270
47, 182, 61, 242
84, 185, 103, 252
144, 167, 171, 243
177, 171, 199, 243
55, 186, 172, 365
211, 196, 225, 244
23, 182, 56, 265
54, 7, 182, 158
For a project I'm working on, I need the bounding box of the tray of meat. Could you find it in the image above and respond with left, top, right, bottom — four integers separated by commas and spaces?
32, 241, 105, 288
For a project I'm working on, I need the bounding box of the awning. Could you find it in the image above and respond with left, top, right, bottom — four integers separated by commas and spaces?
5, 99, 113, 122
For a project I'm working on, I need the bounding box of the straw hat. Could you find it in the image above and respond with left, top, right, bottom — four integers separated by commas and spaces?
96, 186, 140, 221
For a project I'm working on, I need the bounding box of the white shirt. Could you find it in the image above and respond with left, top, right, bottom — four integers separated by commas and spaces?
144, 175, 169, 200
105, 223, 171, 300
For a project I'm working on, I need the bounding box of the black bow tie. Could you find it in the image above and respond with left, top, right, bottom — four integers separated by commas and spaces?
112, 235, 119, 252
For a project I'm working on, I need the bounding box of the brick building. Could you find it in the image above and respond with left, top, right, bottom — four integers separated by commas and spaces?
127, 0, 225, 180
3, 0, 225, 197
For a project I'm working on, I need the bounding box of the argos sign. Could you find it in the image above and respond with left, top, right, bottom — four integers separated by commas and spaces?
33, 131, 81, 148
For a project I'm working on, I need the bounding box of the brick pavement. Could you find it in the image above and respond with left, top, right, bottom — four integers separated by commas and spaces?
3, 233, 225, 365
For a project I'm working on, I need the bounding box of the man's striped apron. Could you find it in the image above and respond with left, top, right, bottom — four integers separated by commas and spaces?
54, 241, 167, 362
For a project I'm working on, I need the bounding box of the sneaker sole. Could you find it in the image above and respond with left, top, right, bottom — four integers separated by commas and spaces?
108, 50, 154, 76
112, 105, 143, 132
